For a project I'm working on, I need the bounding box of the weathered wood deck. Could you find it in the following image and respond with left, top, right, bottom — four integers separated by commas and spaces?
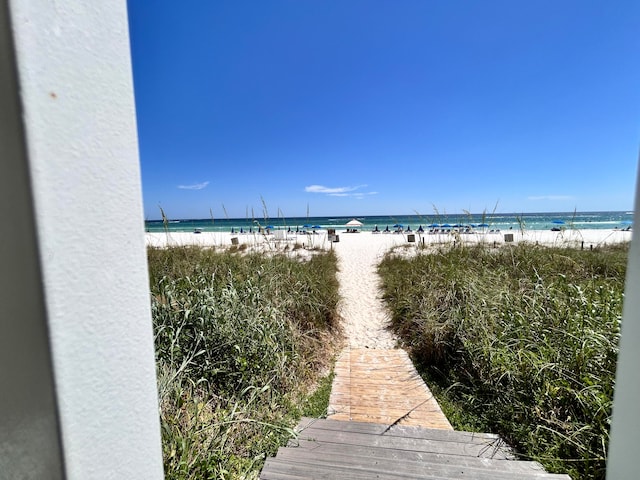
261, 417, 570, 479
327, 348, 452, 429
260, 346, 571, 479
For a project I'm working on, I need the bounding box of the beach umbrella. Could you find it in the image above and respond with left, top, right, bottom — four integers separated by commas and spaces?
303, 224, 311, 228
345, 219, 363, 227
478, 223, 489, 228
552, 220, 565, 225
393, 224, 403, 228
622, 220, 633, 225
312, 225, 322, 229
428, 223, 439, 228
442, 224, 452, 228
266, 225, 274, 229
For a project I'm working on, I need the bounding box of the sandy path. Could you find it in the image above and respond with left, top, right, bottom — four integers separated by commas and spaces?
332, 235, 403, 349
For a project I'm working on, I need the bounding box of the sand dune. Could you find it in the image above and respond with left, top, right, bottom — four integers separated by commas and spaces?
146, 228, 631, 349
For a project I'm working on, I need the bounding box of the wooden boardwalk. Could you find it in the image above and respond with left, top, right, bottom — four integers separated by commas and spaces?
261, 417, 570, 479
327, 348, 452, 429
260, 346, 571, 478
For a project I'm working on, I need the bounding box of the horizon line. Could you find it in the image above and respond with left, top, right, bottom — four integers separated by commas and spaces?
144, 209, 633, 222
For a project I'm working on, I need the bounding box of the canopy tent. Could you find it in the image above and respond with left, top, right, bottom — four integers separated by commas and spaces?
345, 219, 363, 227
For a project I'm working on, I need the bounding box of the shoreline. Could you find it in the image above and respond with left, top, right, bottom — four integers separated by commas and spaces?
144, 211, 634, 236
145, 228, 632, 250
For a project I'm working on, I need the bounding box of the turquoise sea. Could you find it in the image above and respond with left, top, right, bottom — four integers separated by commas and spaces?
146, 211, 634, 233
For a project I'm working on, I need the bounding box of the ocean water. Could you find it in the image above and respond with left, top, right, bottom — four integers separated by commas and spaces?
145, 211, 634, 233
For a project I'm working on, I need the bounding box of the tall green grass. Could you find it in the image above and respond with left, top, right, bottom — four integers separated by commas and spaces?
378, 243, 627, 480
148, 246, 340, 478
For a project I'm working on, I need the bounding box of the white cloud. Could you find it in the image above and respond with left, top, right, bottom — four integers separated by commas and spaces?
527, 195, 574, 201
178, 181, 210, 190
305, 184, 365, 194
305, 184, 378, 197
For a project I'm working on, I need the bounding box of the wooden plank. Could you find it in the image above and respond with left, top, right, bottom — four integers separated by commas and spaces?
329, 411, 455, 428
335, 378, 417, 384
335, 410, 453, 425
261, 458, 421, 480
274, 448, 565, 479
345, 406, 447, 415
297, 418, 502, 444
328, 413, 453, 428
330, 404, 445, 413
330, 384, 431, 393
296, 427, 513, 459
329, 393, 431, 402
262, 456, 570, 480
294, 428, 514, 459
327, 410, 450, 420
387, 425, 501, 443
285, 440, 546, 473
327, 410, 453, 422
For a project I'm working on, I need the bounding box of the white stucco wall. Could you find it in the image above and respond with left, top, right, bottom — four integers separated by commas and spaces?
7, 0, 164, 478
608, 158, 640, 479
0, 2, 64, 476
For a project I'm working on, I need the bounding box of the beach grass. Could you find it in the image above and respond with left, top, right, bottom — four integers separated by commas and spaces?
148, 245, 340, 479
378, 242, 627, 480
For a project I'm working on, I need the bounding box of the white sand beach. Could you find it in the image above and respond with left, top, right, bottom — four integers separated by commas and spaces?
146, 227, 632, 252
146, 228, 632, 349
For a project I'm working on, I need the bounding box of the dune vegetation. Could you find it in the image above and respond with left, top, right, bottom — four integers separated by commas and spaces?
378, 242, 627, 480
147, 245, 340, 479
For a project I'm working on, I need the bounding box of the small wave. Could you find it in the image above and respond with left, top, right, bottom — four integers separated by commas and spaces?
574, 220, 620, 225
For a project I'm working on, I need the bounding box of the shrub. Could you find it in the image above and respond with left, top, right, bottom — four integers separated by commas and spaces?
148, 246, 340, 478
379, 243, 627, 480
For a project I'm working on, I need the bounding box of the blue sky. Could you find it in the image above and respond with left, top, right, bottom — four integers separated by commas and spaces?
127, 1, 639, 220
